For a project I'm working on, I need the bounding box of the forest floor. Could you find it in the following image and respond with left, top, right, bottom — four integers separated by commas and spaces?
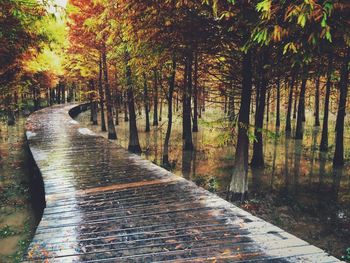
77, 106, 350, 261
0, 114, 39, 263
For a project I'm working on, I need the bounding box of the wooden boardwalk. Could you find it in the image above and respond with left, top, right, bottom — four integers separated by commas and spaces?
23, 104, 341, 262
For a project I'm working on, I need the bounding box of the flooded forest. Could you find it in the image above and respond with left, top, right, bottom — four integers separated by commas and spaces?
1, 0, 350, 262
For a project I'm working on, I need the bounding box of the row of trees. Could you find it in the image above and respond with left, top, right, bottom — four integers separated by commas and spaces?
1, 0, 349, 201
0, 0, 68, 122
65, 0, 350, 200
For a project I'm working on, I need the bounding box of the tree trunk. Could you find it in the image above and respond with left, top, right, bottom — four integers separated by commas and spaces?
163, 56, 176, 166
228, 50, 252, 202
176, 93, 179, 112
62, 82, 66, 104
125, 51, 141, 153
153, 70, 159, 126
98, 56, 107, 132
276, 76, 281, 129
224, 93, 227, 114
89, 79, 98, 125
124, 92, 129, 122
228, 82, 235, 121
90, 80, 94, 122
57, 83, 61, 104
192, 51, 199, 132
251, 50, 268, 168
293, 84, 298, 119
202, 86, 205, 112
143, 73, 151, 132
295, 66, 308, 139
320, 54, 333, 152
114, 94, 119, 126
286, 70, 296, 134
159, 98, 163, 122
183, 52, 194, 151
102, 50, 117, 140
6, 95, 15, 125
266, 89, 270, 123
314, 73, 321, 127
333, 48, 350, 166
33, 85, 40, 110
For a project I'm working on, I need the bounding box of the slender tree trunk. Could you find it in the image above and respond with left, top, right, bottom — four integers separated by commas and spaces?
6, 95, 15, 125
153, 70, 159, 126
163, 56, 176, 166
159, 98, 163, 122
182, 58, 188, 140
202, 86, 205, 112
254, 78, 260, 125
293, 84, 298, 119
62, 82, 66, 104
102, 50, 117, 139
251, 50, 268, 168
295, 66, 308, 139
192, 51, 199, 132
89, 79, 98, 125
314, 73, 321, 127
125, 51, 141, 153
183, 52, 193, 150
320, 54, 333, 152
286, 70, 296, 134
114, 94, 119, 126
143, 73, 150, 132
266, 89, 270, 123
228, 82, 235, 121
176, 93, 179, 112
224, 93, 228, 114
228, 50, 252, 201
98, 56, 107, 132
90, 80, 94, 122
333, 48, 350, 166
276, 76, 281, 129
57, 83, 61, 104
124, 92, 129, 122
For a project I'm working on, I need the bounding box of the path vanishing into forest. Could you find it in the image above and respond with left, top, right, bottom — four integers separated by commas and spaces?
23, 104, 341, 262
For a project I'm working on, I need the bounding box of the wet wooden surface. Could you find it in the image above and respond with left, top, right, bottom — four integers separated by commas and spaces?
23, 104, 341, 262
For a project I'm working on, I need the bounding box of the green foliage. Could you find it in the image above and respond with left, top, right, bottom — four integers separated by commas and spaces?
0, 226, 18, 238
341, 248, 350, 261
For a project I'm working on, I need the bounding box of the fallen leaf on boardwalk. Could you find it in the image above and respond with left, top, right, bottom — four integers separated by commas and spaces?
221, 249, 231, 255
175, 244, 183, 249
105, 237, 117, 242
165, 239, 177, 243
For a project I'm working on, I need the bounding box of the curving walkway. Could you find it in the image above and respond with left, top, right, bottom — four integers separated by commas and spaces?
23, 104, 340, 262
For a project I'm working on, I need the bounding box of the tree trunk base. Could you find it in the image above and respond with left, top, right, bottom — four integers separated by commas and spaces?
162, 155, 171, 169
128, 145, 142, 154
7, 112, 15, 126
108, 133, 117, 140
226, 191, 248, 203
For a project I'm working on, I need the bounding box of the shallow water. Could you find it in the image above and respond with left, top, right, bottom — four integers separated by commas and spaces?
77, 106, 350, 259
0, 115, 40, 262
